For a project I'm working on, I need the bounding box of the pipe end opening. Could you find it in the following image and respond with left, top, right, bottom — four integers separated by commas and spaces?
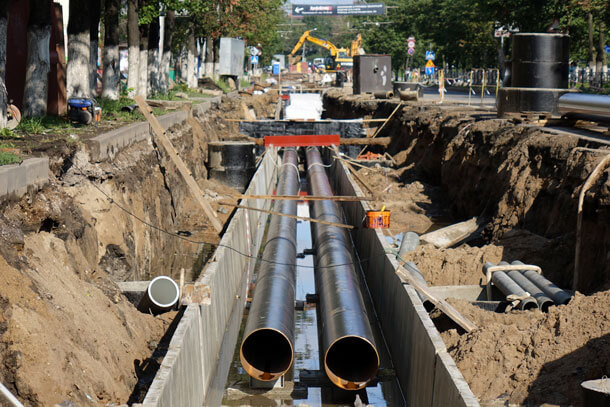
148, 276, 179, 308
522, 300, 539, 311
325, 336, 379, 390
240, 329, 293, 381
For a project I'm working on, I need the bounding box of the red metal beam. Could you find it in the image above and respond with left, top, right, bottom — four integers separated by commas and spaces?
264, 134, 340, 147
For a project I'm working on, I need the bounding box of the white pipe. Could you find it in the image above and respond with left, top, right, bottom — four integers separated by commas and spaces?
146, 276, 180, 313
0, 382, 24, 407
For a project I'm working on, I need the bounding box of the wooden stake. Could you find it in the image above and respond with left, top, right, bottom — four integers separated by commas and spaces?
134, 96, 224, 233
574, 153, 610, 291
396, 264, 477, 333
235, 194, 374, 202
359, 102, 403, 155
218, 202, 354, 229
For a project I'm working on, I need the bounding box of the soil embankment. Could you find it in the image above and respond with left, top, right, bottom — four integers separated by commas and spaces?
324, 88, 610, 406
0, 93, 273, 405
324, 88, 609, 292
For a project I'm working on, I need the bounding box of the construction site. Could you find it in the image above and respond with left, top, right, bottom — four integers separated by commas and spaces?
1, 2, 610, 403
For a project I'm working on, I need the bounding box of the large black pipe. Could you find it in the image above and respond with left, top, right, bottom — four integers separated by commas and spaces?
240, 148, 299, 381
508, 261, 555, 312
306, 147, 379, 391
486, 262, 538, 310
519, 266, 572, 305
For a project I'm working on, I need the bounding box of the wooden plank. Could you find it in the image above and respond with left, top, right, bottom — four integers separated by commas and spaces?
359, 102, 403, 154
396, 264, 477, 333
235, 194, 374, 202
218, 202, 354, 229
245, 136, 390, 147
134, 96, 224, 233
343, 161, 376, 196
419, 217, 480, 249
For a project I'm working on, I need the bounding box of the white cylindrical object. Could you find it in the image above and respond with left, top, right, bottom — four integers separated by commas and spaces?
143, 276, 180, 314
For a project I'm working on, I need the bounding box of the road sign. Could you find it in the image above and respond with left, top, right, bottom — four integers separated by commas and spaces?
407, 48, 415, 56
425, 66, 434, 75
425, 60, 435, 68
606, 45, 610, 53
292, 4, 385, 16
408, 37, 415, 49
250, 55, 259, 65
425, 51, 435, 61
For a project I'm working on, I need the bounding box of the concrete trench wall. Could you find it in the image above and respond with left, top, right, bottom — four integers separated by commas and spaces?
139, 148, 279, 407
87, 97, 221, 162
328, 151, 479, 407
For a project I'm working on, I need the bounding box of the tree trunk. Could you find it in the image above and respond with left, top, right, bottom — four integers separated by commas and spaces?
102, 0, 120, 99
597, 22, 606, 75
0, 0, 9, 128
186, 26, 197, 88
23, 0, 51, 117
587, 12, 595, 70
148, 15, 160, 95
127, 0, 139, 97
67, 0, 90, 98
89, 0, 100, 96
137, 23, 149, 97
159, 9, 174, 94
204, 37, 213, 77
213, 38, 220, 77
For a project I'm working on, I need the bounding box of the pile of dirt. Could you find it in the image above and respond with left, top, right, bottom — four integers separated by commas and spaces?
349, 164, 448, 234
441, 292, 610, 406
0, 236, 173, 406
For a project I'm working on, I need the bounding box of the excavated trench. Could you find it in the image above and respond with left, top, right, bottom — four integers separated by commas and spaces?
0, 88, 608, 406
0, 96, 256, 405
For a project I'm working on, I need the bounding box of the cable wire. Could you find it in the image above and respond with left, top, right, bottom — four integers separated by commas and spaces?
64, 155, 383, 270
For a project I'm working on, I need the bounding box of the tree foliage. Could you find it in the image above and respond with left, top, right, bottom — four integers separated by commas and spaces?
357, 0, 609, 70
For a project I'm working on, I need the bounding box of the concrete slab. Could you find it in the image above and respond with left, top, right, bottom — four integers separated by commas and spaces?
0, 159, 45, 201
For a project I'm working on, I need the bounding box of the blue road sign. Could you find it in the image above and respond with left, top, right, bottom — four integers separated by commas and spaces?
407, 47, 415, 56
606, 45, 610, 53
250, 55, 259, 65
425, 66, 434, 75
425, 51, 435, 60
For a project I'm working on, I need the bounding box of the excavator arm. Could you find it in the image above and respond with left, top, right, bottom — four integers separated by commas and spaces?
289, 30, 340, 65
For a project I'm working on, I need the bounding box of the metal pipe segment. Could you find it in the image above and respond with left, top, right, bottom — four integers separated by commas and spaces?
520, 266, 572, 306
486, 262, 538, 310
139, 275, 180, 315
240, 148, 299, 381
558, 93, 610, 122
508, 261, 555, 312
306, 147, 379, 391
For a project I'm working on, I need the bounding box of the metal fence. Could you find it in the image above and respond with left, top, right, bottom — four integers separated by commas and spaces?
569, 67, 610, 90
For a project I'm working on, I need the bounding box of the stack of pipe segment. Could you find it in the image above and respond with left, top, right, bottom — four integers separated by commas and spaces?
138, 276, 180, 315
507, 261, 555, 312
486, 262, 538, 310
240, 148, 299, 381
514, 261, 572, 305
306, 146, 379, 391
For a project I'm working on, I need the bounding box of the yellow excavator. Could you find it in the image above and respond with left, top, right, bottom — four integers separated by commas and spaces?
289, 29, 357, 72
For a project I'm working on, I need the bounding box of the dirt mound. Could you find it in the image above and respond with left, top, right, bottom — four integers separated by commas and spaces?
441, 292, 610, 406
0, 239, 172, 406
401, 244, 502, 286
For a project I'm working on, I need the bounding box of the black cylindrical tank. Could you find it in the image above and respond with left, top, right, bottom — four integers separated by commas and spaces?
207, 141, 256, 192
511, 33, 569, 89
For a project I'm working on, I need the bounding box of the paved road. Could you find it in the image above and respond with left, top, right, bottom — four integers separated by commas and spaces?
420, 85, 496, 107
